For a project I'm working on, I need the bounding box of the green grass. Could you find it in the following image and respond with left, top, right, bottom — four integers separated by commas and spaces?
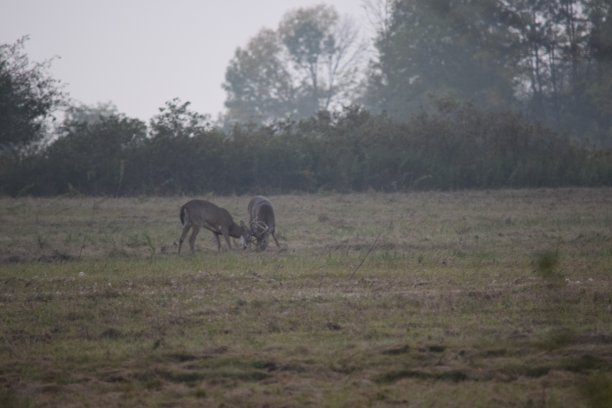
0, 189, 611, 406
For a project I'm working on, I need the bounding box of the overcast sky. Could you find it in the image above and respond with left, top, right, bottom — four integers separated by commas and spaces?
1, 0, 371, 122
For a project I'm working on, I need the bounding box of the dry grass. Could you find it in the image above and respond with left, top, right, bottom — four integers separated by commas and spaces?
0, 188, 611, 407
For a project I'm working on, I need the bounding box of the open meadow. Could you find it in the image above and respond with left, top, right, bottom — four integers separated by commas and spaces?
1, 189, 611, 407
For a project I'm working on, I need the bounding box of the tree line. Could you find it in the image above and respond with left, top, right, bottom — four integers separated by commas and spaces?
362, 0, 612, 146
2, 98, 611, 196
1, 1, 611, 196
225, 0, 612, 146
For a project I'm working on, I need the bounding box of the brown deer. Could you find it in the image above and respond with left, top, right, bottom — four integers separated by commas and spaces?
178, 199, 249, 253
247, 196, 281, 251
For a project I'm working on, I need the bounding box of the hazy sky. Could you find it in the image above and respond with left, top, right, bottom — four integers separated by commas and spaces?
1, 0, 371, 122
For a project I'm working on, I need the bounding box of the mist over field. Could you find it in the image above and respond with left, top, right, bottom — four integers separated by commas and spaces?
1, 1, 612, 406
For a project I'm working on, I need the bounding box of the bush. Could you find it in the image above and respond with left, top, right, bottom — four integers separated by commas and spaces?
2, 103, 610, 196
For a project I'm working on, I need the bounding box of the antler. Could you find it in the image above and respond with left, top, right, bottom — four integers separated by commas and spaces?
250, 219, 269, 235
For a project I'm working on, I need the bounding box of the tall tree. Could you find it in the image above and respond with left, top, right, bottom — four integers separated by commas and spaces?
223, 4, 363, 124
363, 0, 521, 119
584, 0, 612, 144
223, 29, 296, 124
540, 0, 592, 128
278, 4, 363, 116
510, 0, 554, 109
586, 0, 612, 140
0, 37, 64, 155
512, 0, 611, 143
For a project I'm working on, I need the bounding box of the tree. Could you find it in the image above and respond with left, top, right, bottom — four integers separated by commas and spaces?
223, 4, 363, 123
62, 101, 119, 129
363, 0, 521, 119
143, 98, 227, 194
0, 37, 64, 155
363, 0, 394, 40
43, 111, 146, 195
587, 0, 612, 140
510, 0, 612, 144
149, 98, 212, 139
223, 29, 296, 123
536, 0, 593, 131
278, 5, 363, 116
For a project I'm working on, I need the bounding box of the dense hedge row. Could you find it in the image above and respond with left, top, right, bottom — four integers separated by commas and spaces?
2, 104, 611, 196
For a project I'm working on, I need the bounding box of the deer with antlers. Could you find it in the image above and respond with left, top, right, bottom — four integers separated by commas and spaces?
247, 196, 281, 251
178, 199, 250, 253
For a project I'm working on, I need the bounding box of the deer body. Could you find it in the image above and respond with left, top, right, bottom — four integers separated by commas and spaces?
178, 199, 249, 253
248, 196, 280, 251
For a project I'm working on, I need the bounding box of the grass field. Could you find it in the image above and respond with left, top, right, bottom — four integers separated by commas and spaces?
1, 189, 611, 407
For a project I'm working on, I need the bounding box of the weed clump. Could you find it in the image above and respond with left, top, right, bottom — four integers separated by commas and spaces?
533, 249, 562, 280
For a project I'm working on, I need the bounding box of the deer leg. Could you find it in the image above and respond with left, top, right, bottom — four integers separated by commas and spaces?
222, 228, 232, 250
178, 224, 191, 254
271, 231, 281, 248
213, 233, 222, 252
188, 226, 200, 253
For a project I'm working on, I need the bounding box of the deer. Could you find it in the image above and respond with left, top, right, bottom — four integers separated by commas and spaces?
178, 199, 250, 253
247, 196, 281, 251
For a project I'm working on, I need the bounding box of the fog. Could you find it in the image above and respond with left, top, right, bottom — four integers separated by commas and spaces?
0, 0, 367, 121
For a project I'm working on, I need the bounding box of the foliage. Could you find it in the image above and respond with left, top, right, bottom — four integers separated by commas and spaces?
3, 5, 612, 197
223, 29, 296, 124
363, 0, 521, 116
510, 0, 612, 144
0, 36, 64, 155
362, 0, 612, 145
15, 111, 147, 196
62, 101, 119, 129
2, 99, 611, 196
149, 98, 212, 140
223, 4, 363, 123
